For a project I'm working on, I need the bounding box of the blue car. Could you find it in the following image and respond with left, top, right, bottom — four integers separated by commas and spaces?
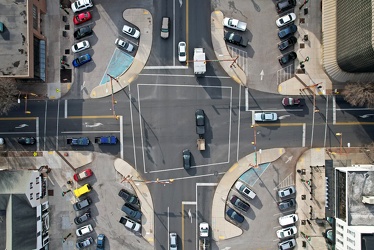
278, 25, 297, 39
96, 234, 105, 249
72, 53, 91, 67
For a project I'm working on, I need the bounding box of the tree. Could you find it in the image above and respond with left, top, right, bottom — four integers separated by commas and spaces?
342, 82, 374, 108
0, 78, 19, 115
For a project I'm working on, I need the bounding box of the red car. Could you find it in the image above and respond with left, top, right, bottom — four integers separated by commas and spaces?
282, 97, 300, 106
73, 12, 92, 25
74, 168, 93, 182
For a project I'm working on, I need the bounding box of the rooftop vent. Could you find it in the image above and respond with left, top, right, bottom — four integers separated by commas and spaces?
362, 196, 374, 204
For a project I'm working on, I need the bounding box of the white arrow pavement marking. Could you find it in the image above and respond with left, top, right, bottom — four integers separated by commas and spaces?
188, 209, 192, 223
179, 0, 183, 7
285, 155, 293, 163
15, 124, 29, 129
278, 115, 291, 120
359, 114, 374, 118
85, 122, 103, 128
260, 70, 264, 80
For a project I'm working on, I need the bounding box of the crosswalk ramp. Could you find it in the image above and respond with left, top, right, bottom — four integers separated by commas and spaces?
227, 45, 249, 76
277, 64, 294, 84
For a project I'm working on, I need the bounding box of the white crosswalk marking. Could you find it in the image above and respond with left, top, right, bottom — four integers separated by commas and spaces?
277, 64, 294, 84
227, 45, 249, 76
274, 173, 294, 190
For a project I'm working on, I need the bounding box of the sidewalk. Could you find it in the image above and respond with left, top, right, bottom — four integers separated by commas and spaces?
114, 158, 155, 246
90, 9, 152, 98
211, 148, 285, 241
211, 11, 247, 86
278, 1, 333, 96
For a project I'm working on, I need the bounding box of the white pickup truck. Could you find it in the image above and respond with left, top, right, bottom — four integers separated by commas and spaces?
223, 17, 247, 31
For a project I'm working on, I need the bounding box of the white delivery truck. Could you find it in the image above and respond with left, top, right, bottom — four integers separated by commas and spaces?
194, 48, 206, 76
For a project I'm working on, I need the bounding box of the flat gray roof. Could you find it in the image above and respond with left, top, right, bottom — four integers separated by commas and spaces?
0, 0, 28, 76
347, 171, 374, 226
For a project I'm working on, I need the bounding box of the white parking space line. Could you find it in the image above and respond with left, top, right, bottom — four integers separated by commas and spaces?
245, 88, 249, 111
182, 201, 197, 205
273, 212, 283, 217
332, 95, 336, 124
139, 73, 230, 79
237, 86, 242, 162
56, 100, 60, 150
158, 172, 225, 182
0, 132, 35, 135
64, 100, 68, 118
173, 0, 176, 66
119, 115, 123, 159
61, 131, 120, 134
302, 123, 306, 147
273, 225, 282, 229
143, 66, 188, 70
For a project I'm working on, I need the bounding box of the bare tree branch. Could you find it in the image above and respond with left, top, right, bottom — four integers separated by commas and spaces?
0, 78, 19, 115
342, 82, 374, 108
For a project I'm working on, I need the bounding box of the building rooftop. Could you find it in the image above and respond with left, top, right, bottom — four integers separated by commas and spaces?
347, 171, 374, 226
0, 0, 28, 76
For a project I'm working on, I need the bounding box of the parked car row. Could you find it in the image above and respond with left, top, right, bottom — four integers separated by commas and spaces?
226, 180, 257, 224
276, 185, 297, 249
114, 24, 140, 53
118, 189, 142, 233
274, 0, 298, 66
223, 17, 248, 47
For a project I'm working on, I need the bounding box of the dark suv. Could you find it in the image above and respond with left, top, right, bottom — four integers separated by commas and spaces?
118, 189, 138, 205
276, 0, 296, 13
73, 197, 92, 211
230, 195, 250, 212
74, 210, 91, 225
121, 203, 142, 221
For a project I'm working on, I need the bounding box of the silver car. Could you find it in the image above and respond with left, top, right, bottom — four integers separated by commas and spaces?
115, 38, 134, 52
278, 186, 296, 198
71, 40, 90, 53
278, 239, 296, 249
254, 112, 278, 122
122, 25, 140, 39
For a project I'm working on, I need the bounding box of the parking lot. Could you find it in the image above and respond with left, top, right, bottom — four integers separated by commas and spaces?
48, 152, 152, 250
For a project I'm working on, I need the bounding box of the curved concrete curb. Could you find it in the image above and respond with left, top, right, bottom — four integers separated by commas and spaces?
114, 158, 154, 246
211, 11, 247, 86
90, 9, 152, 98
211, 148, 285, 241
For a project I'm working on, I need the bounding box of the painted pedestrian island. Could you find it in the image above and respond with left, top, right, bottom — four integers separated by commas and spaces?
99, 49, 134, 85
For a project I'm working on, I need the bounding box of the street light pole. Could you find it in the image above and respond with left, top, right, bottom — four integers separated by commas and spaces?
336, 133, 343, 154
107, 74, 119, 120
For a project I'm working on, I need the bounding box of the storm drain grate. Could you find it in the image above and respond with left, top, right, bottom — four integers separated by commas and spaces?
48, 189, 54, 196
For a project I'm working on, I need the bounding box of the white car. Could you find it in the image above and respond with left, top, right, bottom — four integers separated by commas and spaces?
170, 232, 177, 250
123, 217, 141, 232
254, 112, 277, 122
76, 224, 93, 237
276, 226, 297, 239
122, 25, 140, 39
278, 186, 296, 198
0, 138, 4, 145
199, 222, 209, 237
178, 41, 186, 62
279, 214, 299, 226
278, 239, 296, 250
71, 40, 90, 53
235, 181, 257, 199
115, 38, 134, 53
276, 13, 297, 28
71, 0, 93, 13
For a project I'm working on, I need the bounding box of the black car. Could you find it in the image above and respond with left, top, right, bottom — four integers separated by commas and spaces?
224, 32, 248, 47
74, 210, 91, 225
279, 52, 297, 65
182, 149, 191, 170
278, 36, 297, 51
278, 198, 296, 210
278, 25, 297, 39
195, 109, 205, 135
74, 25, 93, 39
230, 195, 250, 212
118, 189, 138, 205
121, 203, 142, 221
17, 137, 36, 145
276, 0, 296, 13
73, 197, 92, 211
226, 208, 244, 223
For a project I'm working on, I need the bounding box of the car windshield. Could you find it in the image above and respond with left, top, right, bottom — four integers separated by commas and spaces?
229, 33, 235, 40
180, 52, 186, 56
